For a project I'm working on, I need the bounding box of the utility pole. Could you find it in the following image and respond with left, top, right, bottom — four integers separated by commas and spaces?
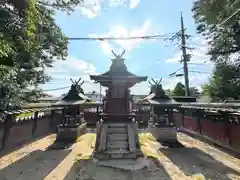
180, 13, 190, 96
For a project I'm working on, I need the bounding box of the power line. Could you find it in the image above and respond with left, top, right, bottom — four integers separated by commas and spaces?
168, 67, 183, 77
219, 8, 240, 26
189, 70, 211, 74
67, 33, 176, 41
188, 62, 209, 65
42, 86, 70, 92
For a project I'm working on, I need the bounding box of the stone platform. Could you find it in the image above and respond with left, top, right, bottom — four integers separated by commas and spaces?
56, 122, 87, 143
93, 122, 143, 160
94, 158, 152, 171
147, 123, 177, 143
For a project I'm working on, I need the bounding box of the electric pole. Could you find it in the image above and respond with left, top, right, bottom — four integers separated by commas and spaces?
180, 13, 190, 96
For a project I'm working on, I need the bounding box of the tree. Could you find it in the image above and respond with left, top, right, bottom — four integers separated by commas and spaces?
0, 0, 83, 110
192, 0, 240, 62
201, 83, 211, 96
164, 89, 172, 96
189, 87, 200, 97
192, 0, 240, 101
172, 82, 185, 96
201, 61, 240, 101
171, 82, 200, 97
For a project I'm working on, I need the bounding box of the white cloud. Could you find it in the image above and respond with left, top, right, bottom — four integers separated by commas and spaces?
162, 74, 211, 91
41, 56, 101, 96
129, 0, 140, 8
108, 0, 140, 8
162, 37, 213, 89
109, 0, 126, 6
165, 37, 212, 64
89, 19, 154, 54
77, 0, 102, 18
130, 81, 149, 95
76, 0, 140, 18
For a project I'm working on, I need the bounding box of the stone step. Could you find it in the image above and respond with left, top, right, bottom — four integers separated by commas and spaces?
108, 123, 127, 128
111, 153, 138, 159
107, 127, 127, 134
107, 141, 128, 149
107, 134, 128, 141
95, 158, 151, 170
95, 151, 139, 160
105, 149, 129, 154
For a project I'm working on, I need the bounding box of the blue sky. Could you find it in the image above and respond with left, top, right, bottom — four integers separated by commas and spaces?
41, 0, 213, 96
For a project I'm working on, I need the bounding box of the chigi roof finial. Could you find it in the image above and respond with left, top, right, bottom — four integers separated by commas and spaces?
111, 49, 126, 59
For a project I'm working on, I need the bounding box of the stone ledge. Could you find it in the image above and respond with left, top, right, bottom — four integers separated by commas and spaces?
93, 157, 152, 171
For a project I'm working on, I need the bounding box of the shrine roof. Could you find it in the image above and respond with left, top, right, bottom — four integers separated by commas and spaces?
140, 92, 181, 107
90, 74, 148, 82
90, 51, 147, 83
142, 99, 181, 107
53, 99, 91, 106
61, 92, 91, 101
54, 83, 92, 106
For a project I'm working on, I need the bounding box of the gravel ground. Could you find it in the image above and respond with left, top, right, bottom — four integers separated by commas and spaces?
0, 129, 239, 180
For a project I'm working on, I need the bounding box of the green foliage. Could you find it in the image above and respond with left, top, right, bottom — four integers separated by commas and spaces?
192, 0, 240, 101
0, 0, 83, 110
38, 0, 83, 13
189, 87, 201, 96
171, 82, 200, 97
164, 89, 172, 96
202, 61, 240, 101
192, 0, 240, 61
172, 82, 185, 96
201, 83, 211, 95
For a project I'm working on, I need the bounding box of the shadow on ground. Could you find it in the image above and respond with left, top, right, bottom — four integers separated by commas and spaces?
63, 158, 173, 180
0, 133, 52, 157
0, 148, 71, 180
160, 146, 240, 180
182, 131, 240, 159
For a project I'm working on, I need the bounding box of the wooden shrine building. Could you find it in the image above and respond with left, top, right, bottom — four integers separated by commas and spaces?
140, 78, 181, 143
53, 78, 91, 142
90, 50, 147, 160
90, 50, 147, 122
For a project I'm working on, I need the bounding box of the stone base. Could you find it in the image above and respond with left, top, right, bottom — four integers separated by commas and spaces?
93, 149, 143, 160
94, 121, 143, 160
56, 122, 87, 143
148, 124, 177, 143
93, 157, 152, 171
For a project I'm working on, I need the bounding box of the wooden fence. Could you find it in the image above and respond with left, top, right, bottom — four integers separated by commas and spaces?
1, 103, 240, 152
0, 108, 63, 150
173, 112, 240, 151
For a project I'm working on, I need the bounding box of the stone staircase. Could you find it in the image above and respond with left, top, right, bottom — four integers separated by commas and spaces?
94, 122, 142, 160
